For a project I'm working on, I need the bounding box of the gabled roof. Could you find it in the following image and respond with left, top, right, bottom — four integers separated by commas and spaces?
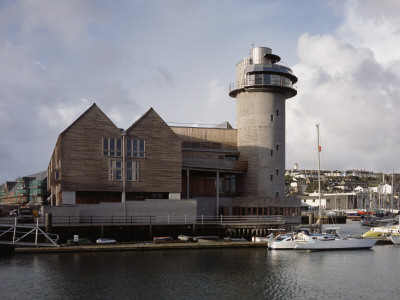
126, 107, 156, 131
126, 107, 181, 141
61, 103, 119, 135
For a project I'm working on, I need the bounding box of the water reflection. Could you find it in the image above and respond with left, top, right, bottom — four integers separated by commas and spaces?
1, 222, 400, 299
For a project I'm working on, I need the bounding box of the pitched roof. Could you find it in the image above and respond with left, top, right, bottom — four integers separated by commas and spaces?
61, 103, 119, 135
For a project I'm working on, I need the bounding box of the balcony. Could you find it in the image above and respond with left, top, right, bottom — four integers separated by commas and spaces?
182, 157, 247, 173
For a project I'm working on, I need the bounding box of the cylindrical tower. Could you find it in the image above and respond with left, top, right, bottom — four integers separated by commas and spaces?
229, 46, 297, 198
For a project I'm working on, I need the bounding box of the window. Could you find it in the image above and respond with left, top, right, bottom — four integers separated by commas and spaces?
109, 161, 140, 181
103, 138, 122, 157
126, 139, 145, 158
270, 149, 273, 156
276, 169, 279, 175
276, 192, 279, 197
126, 161, 140, 181
224, 175, 236, 193
276, 109, 279, 116
109, 161, 122, 181
271, 114, 274, 122
276, 144, 279, 151
270, 174, 273, 181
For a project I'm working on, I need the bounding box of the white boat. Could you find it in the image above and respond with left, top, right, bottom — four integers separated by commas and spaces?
294, 238, 376, 251
268, 230, 337, 250
361, 225, 400, 239
268, 232, 309, 250
96, 238, 117, 244
292, 125, 376, 251
390, 235, 400, 245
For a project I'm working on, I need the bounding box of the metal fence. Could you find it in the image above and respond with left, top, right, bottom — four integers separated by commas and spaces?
1, 215, 284, 226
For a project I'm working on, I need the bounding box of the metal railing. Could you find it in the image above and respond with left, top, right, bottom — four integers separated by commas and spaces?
0, 215, 284, 226
0, 219, 59, 247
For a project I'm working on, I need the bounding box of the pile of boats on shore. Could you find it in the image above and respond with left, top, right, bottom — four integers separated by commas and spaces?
268, 224, 400, 251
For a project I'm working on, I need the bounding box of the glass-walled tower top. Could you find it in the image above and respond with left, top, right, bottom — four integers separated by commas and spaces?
229, 47, 298, 98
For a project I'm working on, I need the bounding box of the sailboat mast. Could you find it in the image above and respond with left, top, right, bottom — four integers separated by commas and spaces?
316, 124, 322, 222
391, 166, 394, 216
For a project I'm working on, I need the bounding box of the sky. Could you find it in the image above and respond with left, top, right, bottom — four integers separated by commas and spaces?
1, 0, 400, 183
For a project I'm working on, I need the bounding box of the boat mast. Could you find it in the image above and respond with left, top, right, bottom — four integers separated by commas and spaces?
317, 124, 322, 232
391, 166, 394, 216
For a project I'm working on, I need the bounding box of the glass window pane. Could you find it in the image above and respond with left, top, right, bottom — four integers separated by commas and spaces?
117, 139, 121, 151
116, 170, 121, 180
127, 162, 132, 168
110, 139, 115, 150
103, 139, 108, 150
139, 140, 145, 152
116, 161, 121, 168
133, 140, 138, 152
127, 170, 132, 181
127, 140, 131, 151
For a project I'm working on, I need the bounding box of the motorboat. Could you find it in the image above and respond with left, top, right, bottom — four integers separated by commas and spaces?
361, 225, 400, 239
194, 236, 220, 242
361, 216, 395, 227
96, 238, 117, 244
153, 236, 173, 242
294, 237, 376, 251
390, 234, 400, 245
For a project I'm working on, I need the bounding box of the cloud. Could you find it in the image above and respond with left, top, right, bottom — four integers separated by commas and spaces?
287, 0, 400, 172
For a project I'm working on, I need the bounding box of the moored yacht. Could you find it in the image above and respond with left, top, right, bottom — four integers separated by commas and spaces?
294, 237, 376, 251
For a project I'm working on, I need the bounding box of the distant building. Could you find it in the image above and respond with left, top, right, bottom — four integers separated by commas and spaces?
0, 171, 48, 205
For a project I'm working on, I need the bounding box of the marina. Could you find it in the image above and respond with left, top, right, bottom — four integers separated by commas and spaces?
1, 221, 400, 300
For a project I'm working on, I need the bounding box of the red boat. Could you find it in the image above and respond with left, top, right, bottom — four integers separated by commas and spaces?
153, 236, 173, 242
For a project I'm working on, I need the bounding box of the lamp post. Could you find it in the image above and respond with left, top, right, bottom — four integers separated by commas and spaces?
121, 130, 126, 221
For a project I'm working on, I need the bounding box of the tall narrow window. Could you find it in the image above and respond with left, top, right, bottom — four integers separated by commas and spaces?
276, 169, 279, 175
109, 161, 122, 181
276, 144, 279, 151
276, 192, 279, 197
271, 114, 274, 122
276, 109, 279, 116
126, 161, 140, 181
270, 174, 273, 181
270, 149, 273, 156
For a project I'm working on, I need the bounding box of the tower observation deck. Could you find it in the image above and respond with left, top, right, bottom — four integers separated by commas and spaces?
229, 47, 298, 199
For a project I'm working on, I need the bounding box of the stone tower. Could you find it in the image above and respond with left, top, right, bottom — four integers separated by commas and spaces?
229, 46, 297, 198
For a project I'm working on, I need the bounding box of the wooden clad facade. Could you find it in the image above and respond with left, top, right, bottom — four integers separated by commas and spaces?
47, 104, 182, 205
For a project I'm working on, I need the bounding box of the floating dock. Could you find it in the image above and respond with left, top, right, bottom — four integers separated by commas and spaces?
15, 241, 268, 253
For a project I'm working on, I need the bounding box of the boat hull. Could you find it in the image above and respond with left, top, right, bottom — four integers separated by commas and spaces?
294, 239, 376, 251
268, 240, 307, 250
390, 235, 400, 245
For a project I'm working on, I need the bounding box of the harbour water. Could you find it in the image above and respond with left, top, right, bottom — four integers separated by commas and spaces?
1, 221, 400, 300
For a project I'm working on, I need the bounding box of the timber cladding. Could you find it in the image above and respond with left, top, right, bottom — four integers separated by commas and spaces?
170, 126, 237, 149
48, 104, 182, 197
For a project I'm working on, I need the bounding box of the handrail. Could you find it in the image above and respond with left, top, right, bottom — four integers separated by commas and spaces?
0, 215, 285, 226
229, 80, 297, 93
